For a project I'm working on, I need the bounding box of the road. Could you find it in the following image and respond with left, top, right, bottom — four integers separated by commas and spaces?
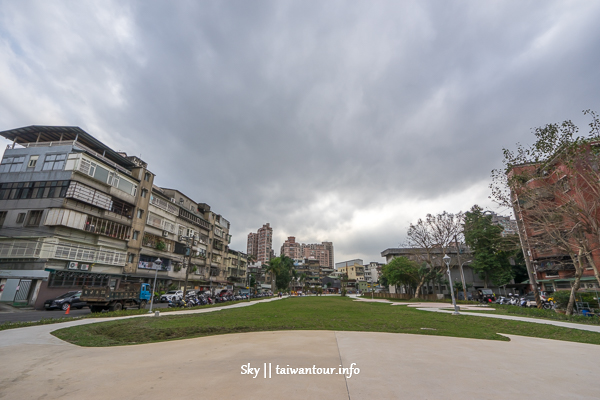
0, 302, 169, 324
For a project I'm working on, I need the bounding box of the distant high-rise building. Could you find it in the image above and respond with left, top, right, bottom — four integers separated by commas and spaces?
485, 211, 518, 237
281, 237, 334, 268
247, 223, 273, 264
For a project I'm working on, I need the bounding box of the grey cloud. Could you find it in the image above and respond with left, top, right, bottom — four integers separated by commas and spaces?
1, 0, 600, 261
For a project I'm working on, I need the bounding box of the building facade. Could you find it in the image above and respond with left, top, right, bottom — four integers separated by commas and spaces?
0, 126, 234, 308
281, 237, 334, 268
335, 259, 365, 281
247, 223, 273, 265
509, 148, 600, 294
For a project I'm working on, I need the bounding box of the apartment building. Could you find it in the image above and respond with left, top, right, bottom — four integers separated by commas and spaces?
0, 126, 150, 308
225, 249, 248, 290
508, 143, 600, 293
247, 223, 272, 265
0, 125, 233, 308
281, 237, 334, 268
335, 259, 365, 281
485, 211, 518, 237
364, 262, 384, 283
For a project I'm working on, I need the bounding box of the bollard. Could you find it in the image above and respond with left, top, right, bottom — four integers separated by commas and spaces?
154, 310, 160, 317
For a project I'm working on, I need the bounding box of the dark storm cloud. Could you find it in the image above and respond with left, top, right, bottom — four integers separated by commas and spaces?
1, 0, 600, 261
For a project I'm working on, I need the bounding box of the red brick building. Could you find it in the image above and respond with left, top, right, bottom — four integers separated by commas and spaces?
509, 142, 600, 293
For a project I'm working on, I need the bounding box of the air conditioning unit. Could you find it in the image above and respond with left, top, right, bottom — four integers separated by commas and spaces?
162, 231, 169, 237
178, 235, 184, 242
193, 240, 198, 246
68, 262, 79, 270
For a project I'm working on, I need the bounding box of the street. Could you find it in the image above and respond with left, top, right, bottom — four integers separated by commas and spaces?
0, 302, 169, 324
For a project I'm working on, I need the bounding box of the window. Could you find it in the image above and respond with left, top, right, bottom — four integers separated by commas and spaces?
16, 213, 25, 223
128, 254, 134, 263
25, 210, 44, 227
42, 154, 66, 171
0, 156, 25, 173
0, 181, 68, 200
137, 209, 144, 219
0, 211, 6, 227
28, 156, 39, 168
133, 231, 140, 240
144, 172, 151, 182
141, 189, 148, 198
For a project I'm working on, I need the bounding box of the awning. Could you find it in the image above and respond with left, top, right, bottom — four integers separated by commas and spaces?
0, 269, 50, 280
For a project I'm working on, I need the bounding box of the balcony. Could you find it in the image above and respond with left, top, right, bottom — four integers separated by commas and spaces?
179, 208, 211, 230
45, 208, 131, 241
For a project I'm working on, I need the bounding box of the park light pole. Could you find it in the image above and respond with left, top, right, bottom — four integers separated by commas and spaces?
459, 260, 472, 301
443, 254, 460, 315
370, 279, 374, 300
149, 258, 162, 313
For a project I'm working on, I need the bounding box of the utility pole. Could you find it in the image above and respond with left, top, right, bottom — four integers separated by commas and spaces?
454, 235, 468, 302
181, 235, 194, 299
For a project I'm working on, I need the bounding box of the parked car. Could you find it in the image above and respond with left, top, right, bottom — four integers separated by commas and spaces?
44, 291, 87, 311
160, 290, 183, 303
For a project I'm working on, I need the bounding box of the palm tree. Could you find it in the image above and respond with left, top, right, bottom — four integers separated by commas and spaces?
264, 258, 280, 294
246, 254, 256, 299
290, 268, 298, 293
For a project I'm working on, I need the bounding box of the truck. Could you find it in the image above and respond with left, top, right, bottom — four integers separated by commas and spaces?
81, 282, 151, 313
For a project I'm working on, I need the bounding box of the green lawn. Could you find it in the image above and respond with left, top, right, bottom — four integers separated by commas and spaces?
52, 296, 600, 347
0, 297, 272, 332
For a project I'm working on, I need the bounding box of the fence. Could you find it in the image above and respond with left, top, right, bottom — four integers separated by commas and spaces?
372, 293, 443, 301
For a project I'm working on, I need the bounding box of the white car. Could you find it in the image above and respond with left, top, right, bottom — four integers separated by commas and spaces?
160, 290, 183, 303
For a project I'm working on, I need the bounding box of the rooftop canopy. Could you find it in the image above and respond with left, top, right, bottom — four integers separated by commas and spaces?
0, 125, 136, 170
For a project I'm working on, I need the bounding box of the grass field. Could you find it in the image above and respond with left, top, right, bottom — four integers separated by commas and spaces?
52, 296, 600, 347
0, 297, 271, 332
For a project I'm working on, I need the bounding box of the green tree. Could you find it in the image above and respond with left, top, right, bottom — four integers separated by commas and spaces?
266, 255, 295, 291
381, 257, 420, 293
463, 205, 515, 287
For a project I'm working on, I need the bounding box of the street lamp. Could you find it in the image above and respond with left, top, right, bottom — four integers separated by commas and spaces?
459, 260, 472, 301
149, 258, 162, 313
443, 254, 460, 315
370, 279, 374, 300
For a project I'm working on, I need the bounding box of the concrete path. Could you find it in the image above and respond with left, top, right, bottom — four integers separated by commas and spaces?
353, 297, 600, 333
2, 296, 600, 399
2, 330, 600, 399
0, 297, 283, 347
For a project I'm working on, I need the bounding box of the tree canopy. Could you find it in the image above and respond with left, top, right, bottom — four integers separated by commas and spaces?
463, 205, 515, 287
381, 257, 420, 289
266, 255, 295, 291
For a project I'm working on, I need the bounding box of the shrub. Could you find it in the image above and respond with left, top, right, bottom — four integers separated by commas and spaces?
552, 290, 599, 309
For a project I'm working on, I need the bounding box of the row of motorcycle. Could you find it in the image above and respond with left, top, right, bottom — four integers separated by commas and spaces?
494, 293, 555, 310
168, 293, 249, 308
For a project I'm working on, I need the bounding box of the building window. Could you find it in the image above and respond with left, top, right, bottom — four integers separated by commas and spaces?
0, 156, 25, 173
144, 172, 151, 182
128, 253, 135, 263
27, 156, 39, 168
25, 210, 44, 226
133, 231, 140, 240
16, 213, 26, 223
42, 154, 67, 171
137, 209, 144, 219
141, 189, 148, 198
0, 211, 6, 227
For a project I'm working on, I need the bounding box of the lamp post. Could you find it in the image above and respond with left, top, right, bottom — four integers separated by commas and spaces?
370, 279, 374, 300
459, 260, 472, 301
149, 258, 162, 313
443, 254, 460, 315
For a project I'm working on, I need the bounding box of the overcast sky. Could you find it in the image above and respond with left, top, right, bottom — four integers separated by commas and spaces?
1, 1, 600, 264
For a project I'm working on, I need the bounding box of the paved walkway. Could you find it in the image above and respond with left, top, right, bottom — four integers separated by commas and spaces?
2, 297, 600, 399
353, 297, 600, 333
